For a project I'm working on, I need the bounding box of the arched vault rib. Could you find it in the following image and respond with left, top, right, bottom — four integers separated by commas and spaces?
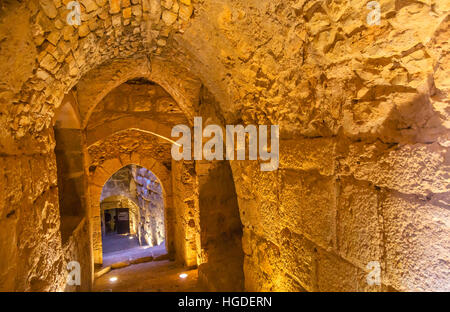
76, 57, 202, 129
86, 119, 175, 147
88, 127, 180, 148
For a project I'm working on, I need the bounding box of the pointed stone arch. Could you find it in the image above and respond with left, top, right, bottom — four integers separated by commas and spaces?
89, 154, 173, 265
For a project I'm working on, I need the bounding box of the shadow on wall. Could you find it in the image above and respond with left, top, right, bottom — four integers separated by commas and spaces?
197, 160, 245, 292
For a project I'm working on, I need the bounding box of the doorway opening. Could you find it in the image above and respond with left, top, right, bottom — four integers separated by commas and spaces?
99, 165, 167, 266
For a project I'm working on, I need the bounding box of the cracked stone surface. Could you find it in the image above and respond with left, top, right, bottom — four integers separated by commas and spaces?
0, 0, 448, 292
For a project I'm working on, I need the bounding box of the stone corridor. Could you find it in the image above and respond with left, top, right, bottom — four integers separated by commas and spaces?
0, 0, 449, 292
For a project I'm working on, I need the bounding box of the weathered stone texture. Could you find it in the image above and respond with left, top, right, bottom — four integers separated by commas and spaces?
0, 0, 448, 292
382, 191, 450, 291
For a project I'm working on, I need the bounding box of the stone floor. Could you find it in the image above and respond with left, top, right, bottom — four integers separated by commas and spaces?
102, 234, 167, 267
94, 234, 202, 292
93, 260, 205, 292
102, 233, 140, 254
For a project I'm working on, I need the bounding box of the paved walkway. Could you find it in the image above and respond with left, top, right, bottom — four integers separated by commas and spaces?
102, 234, 168, 267
102, 233, 140, 253
94, 234, 205, 292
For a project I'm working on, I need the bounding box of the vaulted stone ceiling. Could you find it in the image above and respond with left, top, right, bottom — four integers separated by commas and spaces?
0, 0, 448, 292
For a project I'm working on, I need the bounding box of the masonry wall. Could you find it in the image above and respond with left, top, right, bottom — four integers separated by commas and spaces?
232, 137, 449, 292
183, 0, 450, 292
0, 0, 448, 292
133, 165, 165, 246
171, 159, 198, 267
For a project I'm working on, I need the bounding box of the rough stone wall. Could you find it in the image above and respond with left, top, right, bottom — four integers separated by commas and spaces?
54, 128, 87, 242
0, 0, 193, 290
63, 218, 92, 291
100, 165, 135, 200
132, 165, 165, 246
171, 159, 198, 266
0, 0, 448, 292
88, 80, 185, 129
174, 0, 449, 292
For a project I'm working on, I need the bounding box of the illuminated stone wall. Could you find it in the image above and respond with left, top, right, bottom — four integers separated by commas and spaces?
132, 165, 165, 246
0, 0, 448, 291
87, 130, 175, 265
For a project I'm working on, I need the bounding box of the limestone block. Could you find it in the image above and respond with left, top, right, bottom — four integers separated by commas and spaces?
340, 141, 449, 196
279, 229, 317, 291
88, 19, 99, 31
123, 7, 132, 18
270, 271, 307, 292
36, 69, 51, 81
112, 14, 122, 27
122, 0, 131, 7
130, 256, 153, 264
39, 0, 58, 19
148, 0, 161, 21
317, 250, 358, 292
131, 5, 142, 16
170, 1, 179, 14
156, 38, 166, 46
161, 0, 173, 9
179, 4, 192, 21
111, 261, 130, 269
279, 137, 335, 175
109, 0, 121, 13
81, 0, 99, 12
47, 31, 61, 45
236, 197, 259, 229
162, 10, 177, 26
234, 161, 281, 237
40, 53, 58, 72
142, 0, 151, 12
382, 192, 450, 291
62, 25, 74, 40
54, 19, 64, 30
279, 169, 336, 248
0, 218, 18, 291
78, 24, 90, 37
243, 256, 265, 291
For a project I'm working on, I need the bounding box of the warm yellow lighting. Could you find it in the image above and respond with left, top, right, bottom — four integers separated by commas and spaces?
179, 273, 188, 279
109, 276, 118, 282
126, 128, 182, 146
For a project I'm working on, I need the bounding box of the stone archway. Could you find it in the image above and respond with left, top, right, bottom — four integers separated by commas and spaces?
0, 0, 448, 293
89, 155, 173, 266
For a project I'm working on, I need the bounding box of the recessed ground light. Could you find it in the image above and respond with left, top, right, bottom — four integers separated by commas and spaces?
179, 273, 188, 279
109, 276, 118, 282
128, 236, 134, 240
